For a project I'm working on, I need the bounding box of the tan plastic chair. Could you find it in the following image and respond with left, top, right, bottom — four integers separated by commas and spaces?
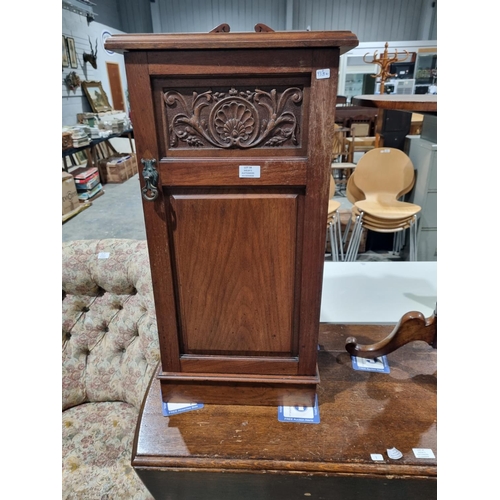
343, 168, 415, 250
353, 148, 415, 201
346, 162, 415, 205
344, 148, 420, 261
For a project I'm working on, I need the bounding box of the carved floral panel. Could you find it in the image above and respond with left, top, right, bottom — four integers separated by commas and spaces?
163, 86, 304, 149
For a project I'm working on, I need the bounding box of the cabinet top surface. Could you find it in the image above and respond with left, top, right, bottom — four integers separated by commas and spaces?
105, 30, 358, 54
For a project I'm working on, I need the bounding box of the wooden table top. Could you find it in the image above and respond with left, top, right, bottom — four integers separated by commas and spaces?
352, 94, 437, 113
133, 323, 436, 479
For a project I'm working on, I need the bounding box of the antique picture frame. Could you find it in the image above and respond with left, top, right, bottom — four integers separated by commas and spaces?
67, 37, 78, 68
62, 36, 69, 67
82, 81, 113, 113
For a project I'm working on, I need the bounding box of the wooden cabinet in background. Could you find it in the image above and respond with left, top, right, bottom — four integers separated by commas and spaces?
105, 28, 358, 406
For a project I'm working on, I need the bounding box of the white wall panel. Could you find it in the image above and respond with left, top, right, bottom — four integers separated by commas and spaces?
62, 10, 129, 126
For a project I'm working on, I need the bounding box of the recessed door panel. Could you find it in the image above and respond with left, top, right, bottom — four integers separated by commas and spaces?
169, 191, 299, 356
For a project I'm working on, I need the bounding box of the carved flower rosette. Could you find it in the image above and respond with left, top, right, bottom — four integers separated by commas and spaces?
164, 87, 303, 149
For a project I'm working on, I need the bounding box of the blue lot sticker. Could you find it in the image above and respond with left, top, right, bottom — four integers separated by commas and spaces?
351, 355, 390, 373
278, 394, 320, 424
162, 401, 204, 416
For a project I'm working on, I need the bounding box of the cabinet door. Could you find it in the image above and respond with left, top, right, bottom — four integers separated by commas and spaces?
124, 48, 337, 377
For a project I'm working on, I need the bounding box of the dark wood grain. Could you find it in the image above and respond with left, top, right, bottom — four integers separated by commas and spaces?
158, 373, 318, 407
133, 323, 436, 500
148, 49, 316, 77
351, 94, 437, 113
105, 31, 359, 54
159, 158, 307, 186
123, 51, 181, 372
169, 192, 297, 355
179, 355, 299, 374
296, 48, 340, 375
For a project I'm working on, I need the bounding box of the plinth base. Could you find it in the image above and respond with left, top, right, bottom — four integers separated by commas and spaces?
158, 366, 320, 407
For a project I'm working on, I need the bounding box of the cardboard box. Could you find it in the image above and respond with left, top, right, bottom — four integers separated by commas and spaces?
100, 154, 138, 184
62, 131, 73, 150
62, 171, 79, 215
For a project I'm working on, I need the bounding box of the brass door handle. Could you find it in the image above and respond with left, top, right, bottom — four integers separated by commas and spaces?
141, 158, 159, 201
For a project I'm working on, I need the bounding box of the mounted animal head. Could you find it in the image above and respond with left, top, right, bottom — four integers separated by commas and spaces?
83, 37, 98, 69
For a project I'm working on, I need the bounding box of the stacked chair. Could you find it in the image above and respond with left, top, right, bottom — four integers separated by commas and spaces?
331, 123, 356, 196
326, 174, 343, 261
343, 147, 420, 262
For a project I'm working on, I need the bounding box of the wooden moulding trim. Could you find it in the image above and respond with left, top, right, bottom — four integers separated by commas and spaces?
179, 355, 299, 375
157, 365, 319, 384
105, 31, 359, 54
131, 458, 437, 478
159, 159, 308, 186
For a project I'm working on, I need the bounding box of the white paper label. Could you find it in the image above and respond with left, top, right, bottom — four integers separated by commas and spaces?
98, 252, 110, 259
412, 448, 435, 459
316, 68, 330, 79
371, 454, 384, 461
239, 165, 261, 178
387, 447, 403, 459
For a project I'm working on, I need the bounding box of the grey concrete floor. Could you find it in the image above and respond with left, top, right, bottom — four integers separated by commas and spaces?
63, 137, 147, 242
62, 173, 147, 242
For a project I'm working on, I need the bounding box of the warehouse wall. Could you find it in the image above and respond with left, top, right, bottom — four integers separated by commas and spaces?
150, 0, 287, 33
62, 10, 129, 126
147, 0, 437, 41
64, 1, 437, 125
292, 0, 435, 41
94, 0, 437, 41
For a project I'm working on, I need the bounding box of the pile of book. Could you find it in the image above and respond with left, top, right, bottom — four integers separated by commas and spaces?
71, 166, 103, 202
70, 126, 91, 148
111, 119, 126, 134
89, 127, 112, 139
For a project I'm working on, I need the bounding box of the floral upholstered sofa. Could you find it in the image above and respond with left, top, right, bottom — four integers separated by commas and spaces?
62, 239, 160, 499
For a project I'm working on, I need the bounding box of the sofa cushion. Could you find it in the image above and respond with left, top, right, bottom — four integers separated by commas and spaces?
62, 240, 160, 410
62, 401, 153, 500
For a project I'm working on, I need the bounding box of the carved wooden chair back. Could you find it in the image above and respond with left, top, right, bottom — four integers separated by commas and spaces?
346, 115, 375, 137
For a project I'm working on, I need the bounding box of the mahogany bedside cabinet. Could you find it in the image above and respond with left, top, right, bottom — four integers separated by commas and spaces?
105, 26, 358, 407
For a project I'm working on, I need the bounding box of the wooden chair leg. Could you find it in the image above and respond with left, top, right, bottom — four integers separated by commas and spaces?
347, 141, 354, 163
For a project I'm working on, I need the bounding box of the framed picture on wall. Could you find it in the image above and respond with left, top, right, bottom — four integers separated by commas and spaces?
67, 37, 78, 69
62, 36, 69, 67
82, 81, 113, 113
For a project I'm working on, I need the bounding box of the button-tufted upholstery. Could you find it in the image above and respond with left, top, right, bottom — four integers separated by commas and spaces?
62, 239, 160, 499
